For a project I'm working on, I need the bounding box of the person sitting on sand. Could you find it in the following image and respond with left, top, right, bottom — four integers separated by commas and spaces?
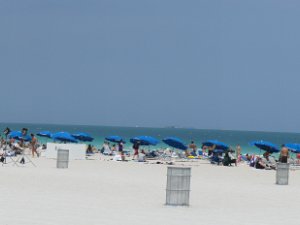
263, 151, 270, 161
279, 145, 289, 163
249, 155, 257, 167
255, 157, 275, 170
102, 142, 112, 155
201, 145, 208, 156
223, 150, 237, 166
86, 144, 93, 154
228, 149, 237, 166
245, 154, 252, 162
138, 149, 146, 162
255, 157, 267, 169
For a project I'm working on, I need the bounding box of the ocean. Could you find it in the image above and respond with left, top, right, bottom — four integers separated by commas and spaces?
1, 122, 300, 155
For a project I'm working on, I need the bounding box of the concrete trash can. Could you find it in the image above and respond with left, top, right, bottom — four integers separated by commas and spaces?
166, 167, 191, 206
57, 149, 69, 169
276, 163, 289, 185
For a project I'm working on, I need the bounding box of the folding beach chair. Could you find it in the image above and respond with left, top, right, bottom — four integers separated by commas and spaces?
14, 148, 36, 167
1, 145, 18, 167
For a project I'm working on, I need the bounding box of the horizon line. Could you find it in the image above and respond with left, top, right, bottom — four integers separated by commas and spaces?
0, 120, 299, 135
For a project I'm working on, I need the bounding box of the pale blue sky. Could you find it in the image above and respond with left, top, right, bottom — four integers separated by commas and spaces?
1, 0, 300, 132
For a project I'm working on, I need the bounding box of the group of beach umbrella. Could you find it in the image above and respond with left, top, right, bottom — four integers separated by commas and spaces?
106, 135, 188, 150
250, 140, 300, 154
8, 130, 94, 143
7, 130, 300, 154
37, 131, 94, 143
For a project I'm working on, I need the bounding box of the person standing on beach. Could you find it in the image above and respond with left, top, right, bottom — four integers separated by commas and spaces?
236, 144, 242, 162
279, 145, 289, 163
30, 134, 39, 157
132, 141, 140, 160
189, 141, 197, 156
118, 141, 125, 161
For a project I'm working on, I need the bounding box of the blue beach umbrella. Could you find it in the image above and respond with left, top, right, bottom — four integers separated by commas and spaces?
284, 143, 300, 153
202, 140, 229, 151
72, 132, 94, 142
162, 137, 188, 150
9, 131, 32, 142
213, 149, 224, 154
36, 131, 52, 138
105, 136, 124, 143
52, 132, 78, 143
130, 136, 159, 146
250, 140, 280, 153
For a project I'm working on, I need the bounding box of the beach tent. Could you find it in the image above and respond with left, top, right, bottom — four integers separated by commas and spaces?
72, 132, 94, 142
250, 140, 280, 153
130, 136, 159, 146
105, 136, 124, 143
52, 132, 78, 143
162, 137, 188, 150
202, 140, 229, 151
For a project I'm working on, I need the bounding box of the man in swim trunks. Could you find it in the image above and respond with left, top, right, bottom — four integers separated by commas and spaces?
279, 145, 289, 163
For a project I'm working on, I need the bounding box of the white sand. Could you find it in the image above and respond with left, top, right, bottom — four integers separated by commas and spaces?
1, 154, 300, 225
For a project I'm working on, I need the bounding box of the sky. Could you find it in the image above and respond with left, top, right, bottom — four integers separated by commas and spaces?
1, 0, 300, 132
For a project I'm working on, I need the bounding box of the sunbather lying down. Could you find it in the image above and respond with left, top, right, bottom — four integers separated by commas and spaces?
255, 157, 276, 170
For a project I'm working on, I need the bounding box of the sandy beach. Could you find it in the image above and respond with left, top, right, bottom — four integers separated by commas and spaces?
1, 154, 300, 225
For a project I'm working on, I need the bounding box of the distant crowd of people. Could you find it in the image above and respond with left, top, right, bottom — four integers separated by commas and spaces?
0, 133, 42, 158
0, 128, 297, 169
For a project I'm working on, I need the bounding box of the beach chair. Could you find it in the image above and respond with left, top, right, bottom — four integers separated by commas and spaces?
10, 147, 36, 167
289, 158, 300, 170
210, 154, 222, 165
157, 149, 173, 161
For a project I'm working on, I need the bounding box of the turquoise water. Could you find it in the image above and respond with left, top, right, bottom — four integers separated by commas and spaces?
1, 122, 300, 155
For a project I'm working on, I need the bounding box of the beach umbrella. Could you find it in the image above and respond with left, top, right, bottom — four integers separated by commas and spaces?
52, 132, 78, 143
250, 140, 280, 153
36, 131, 52, 138
8, 131, 32, 142
162, 137, 188, 150
105, 136, 124, 143
284, 143, 300, 153
130, 136, 159, 146
202, 140, 229, 150
213, 149, 224, 154
72, 132, 94, 142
